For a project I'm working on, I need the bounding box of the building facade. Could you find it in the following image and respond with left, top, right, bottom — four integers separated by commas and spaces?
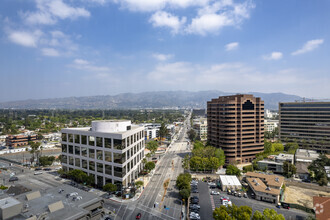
264, 119, 279, 132
141, 123, 160, 140
279, 101, 330, 153
5, 134, 37, 147
61, 120, 145, 189
193, 118, 207, 141
207, 94, 264, 164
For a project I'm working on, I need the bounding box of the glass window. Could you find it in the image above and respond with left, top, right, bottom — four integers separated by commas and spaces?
113, 152, 125, 164
97, 163, 103, 173
82, 159, 87, 169
62, 144, 67, 153
96, 150, 103, 160
74, 134, 80, 144
114, 166, 123, 177
89, 149, 95, 159
68, 134, 73, 143
75, 158, 80, 167
96, 137, 103, 147
134, 134, 136, 143
62, 133, 67, 142
105, 178, 112, 184
68, 145, 73, 154
127, 149, 130, 159
105, 138, 112, 149
75, 146, 80, 156
89, 161, 95, 171
69, 156, 74, 165
81, 147, 87, 157
105, 151, 112, 162
114, 139, 123, 150
122, 138, 126, 149
81, 135, 87, 145
62, 155, 67, 164
127, 136, 130, 146
89, 136, 95, 146
105, 165, 112, 175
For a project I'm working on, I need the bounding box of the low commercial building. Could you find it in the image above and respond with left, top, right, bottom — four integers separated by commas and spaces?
264, 119, 279, 132
5, 134, 37, 147
141, 123, 160, 140
246, 172, 284, 204
295, 149, 319, 163
61, 120, 145, 189
257, 154, 294, 174
0, 185, 104, 220
193, 118, 207, 141
219, 175, 242, 191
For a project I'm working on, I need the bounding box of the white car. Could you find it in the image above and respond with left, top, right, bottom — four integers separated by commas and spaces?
34, 171, 43, 175
211, 191, 220, 195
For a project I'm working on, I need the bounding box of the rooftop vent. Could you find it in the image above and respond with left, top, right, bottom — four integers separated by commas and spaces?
266, 187, 271, 191
255, 182, 260, 186
252, 179, 256, 183
275, 178, 279, 182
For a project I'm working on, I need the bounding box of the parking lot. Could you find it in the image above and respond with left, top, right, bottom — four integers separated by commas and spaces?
189, 179, 309, 220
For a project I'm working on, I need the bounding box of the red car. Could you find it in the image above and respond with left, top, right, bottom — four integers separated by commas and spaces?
136, 213, 142, 219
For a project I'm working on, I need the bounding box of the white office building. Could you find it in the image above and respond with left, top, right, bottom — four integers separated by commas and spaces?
264, 119, 279, 132
61, 120, 145, 189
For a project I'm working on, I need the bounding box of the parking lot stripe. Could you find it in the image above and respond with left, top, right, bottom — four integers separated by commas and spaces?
210, 194, 215, 210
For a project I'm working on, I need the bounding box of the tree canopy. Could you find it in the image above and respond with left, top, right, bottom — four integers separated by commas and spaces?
226, 165, 241, 176
103, 183, 117, 193
146, 140, 158, 154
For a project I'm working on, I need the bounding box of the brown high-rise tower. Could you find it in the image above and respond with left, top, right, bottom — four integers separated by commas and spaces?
207, 94, 264, 164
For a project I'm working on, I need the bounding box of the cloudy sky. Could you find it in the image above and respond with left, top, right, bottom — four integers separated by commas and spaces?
0, 0, 329, 102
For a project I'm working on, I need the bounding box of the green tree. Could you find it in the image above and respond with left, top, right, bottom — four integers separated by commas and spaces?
103, 183, 117, 193
187, 129, 197, 141
193, 141, 204, 150
29, 141, 41, 165
264, 141, 275, 153
144, 161, 156, 173
39, 156, 55, 166
252, 210, 265, 220
159, 122, 168, 144
190, 156, 202, 171
263, 208, 285, 220
208, 157, 220, 172
215, 148, 225, 166
204, 146, 216, 158
179, 188, 190, 200
226, 165, 241, 176
285, 142, 299, 154
135, 181, 144, 189
176, 173, 192, 191
183, 154, 190, 170
283, 161, 296, 178
213, 206, 232, 220
272, 143, 284, 152
146, 140, 158, 155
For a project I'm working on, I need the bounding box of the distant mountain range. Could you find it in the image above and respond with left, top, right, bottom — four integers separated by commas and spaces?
0, 91, 302, 110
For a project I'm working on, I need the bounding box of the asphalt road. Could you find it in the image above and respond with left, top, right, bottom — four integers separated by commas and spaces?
104, 115, 191, 220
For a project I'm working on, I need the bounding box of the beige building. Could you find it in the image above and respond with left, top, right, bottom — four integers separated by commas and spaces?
245, 172, 284, 204
193, 118, 207, 141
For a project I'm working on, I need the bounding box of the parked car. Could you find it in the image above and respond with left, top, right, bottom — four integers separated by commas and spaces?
9, 177, 18, 182
243, 193, 247, 198
191, 199, 199, 204
34, 171, 43, 175
192, 189, 199, 193
136, 213, 142, 219
211, 191, 220, 195
35, 168, 42, 171
276, 205, 281, 209
238, 192, 242, 197
43, 168, 52, 171
190, 204, 200, 209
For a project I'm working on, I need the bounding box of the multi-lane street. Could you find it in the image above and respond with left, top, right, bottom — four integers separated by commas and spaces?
104, 114, 191, 220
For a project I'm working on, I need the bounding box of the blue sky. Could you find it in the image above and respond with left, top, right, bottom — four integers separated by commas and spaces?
0, 0, 329, 102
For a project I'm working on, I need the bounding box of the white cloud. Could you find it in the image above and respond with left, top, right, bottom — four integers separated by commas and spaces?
71, 59, 110, 72
291, 39, 324, 55
117, 0, 209, 12
22, 0, 90, 25
263, 52, 283, 60
152, 53, 174, 61
41, 48, 60, 56
7, 30, 43, 47
149, 11, 186, 34
225, 42, 239, 51
186, 0, 255, 35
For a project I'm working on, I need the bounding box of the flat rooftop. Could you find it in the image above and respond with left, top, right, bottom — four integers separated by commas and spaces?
13, 184, 103, 220
219, 175, 241, 186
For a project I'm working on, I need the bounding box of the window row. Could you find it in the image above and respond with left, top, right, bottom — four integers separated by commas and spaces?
62, 152, 144, 177
62, 143, 144, 164
61, 132, 144, 150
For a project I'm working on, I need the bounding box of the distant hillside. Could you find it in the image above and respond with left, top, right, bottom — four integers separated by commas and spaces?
0, 91, 302, 110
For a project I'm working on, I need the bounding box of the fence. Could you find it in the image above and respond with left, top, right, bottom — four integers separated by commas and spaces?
285, 180, 330, 193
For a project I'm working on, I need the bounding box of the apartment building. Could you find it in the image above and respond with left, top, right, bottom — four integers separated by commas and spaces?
193, 118, 207, 141
5, 134, 37, 147
246, 172, 284, 204
61, 120, 145, 189
141, 123, 160, 140
264, 119, 279, 132
207, 94, 264, 164
279, 101, 330, 153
